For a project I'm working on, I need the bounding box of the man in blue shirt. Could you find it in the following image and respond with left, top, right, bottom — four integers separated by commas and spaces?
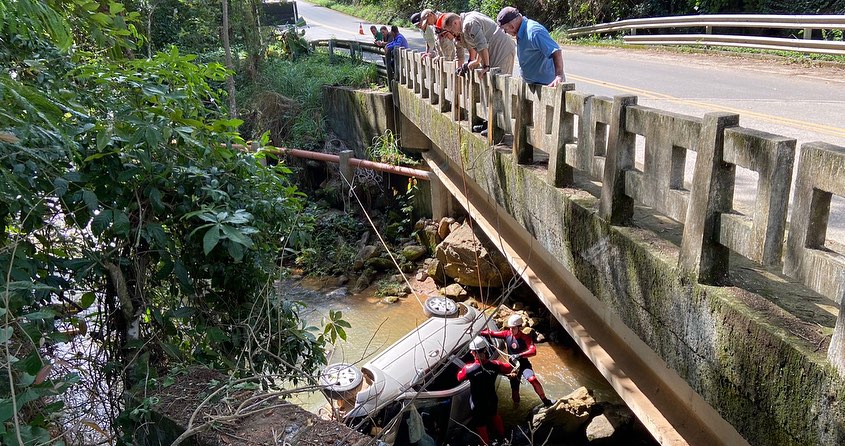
496, 7, 565, 87
385, 25, 408, 50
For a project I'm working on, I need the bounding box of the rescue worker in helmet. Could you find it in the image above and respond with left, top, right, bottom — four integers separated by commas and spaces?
456, 336, 514, 445
480, 314, 554, 407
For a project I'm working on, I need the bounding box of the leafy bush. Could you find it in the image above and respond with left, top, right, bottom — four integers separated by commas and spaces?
238, 51, 378, 148
0, 1, 345, 442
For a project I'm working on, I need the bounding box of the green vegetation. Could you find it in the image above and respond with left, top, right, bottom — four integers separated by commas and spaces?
238, 50, 378, 149
0, 1, 375, 443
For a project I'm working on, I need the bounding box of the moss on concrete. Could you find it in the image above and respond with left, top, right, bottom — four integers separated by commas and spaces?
394, 84, 845, 445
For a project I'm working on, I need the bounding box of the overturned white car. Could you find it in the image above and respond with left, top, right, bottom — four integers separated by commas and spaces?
319, 296, 502, 444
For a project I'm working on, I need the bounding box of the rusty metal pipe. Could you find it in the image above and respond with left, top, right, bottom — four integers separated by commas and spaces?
262, 146, 431, 180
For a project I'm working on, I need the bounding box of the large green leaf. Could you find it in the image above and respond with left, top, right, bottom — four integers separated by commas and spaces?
203, 226, 221, 255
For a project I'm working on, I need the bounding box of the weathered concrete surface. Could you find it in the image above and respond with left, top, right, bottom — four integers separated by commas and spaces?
323, 86, 394, 157
395, 84, 845, 445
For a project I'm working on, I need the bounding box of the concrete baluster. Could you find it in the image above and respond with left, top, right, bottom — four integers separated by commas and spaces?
469, 69, 482, 127
548, 83, 575, 187
569, 93, 595, 175
328, 39, 335, 64
486, 68, 502, 145
512, 80, 530, 164
781, 141, 845, 374
423, 55, 432, 101
599, 95, 638, 224
679, 112, 739, 284
451, 67, 462, 122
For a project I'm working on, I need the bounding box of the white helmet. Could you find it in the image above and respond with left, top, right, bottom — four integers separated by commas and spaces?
507, 314, 524, 327
469, 336, 490, 351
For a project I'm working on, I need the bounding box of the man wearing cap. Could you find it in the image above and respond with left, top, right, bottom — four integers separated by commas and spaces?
432, 13, 456, 61
411, 10, 437, 58
441, 12, 515, 76
497, 6, 566, 87
441, 11, 515, 133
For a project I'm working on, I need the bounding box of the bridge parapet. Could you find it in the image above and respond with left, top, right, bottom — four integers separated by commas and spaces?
389, 45, 845, 444
395, 47, 843, 356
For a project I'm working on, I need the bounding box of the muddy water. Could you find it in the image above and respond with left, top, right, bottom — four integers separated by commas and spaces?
285, 277, 623, 422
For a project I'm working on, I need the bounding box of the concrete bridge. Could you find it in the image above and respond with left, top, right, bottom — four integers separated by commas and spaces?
324, 47, 845, 445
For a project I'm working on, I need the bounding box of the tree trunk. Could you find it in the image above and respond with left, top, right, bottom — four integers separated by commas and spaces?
222, 0, 237, 118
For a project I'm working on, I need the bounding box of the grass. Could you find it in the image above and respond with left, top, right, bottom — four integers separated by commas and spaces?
237, 50, 379, 148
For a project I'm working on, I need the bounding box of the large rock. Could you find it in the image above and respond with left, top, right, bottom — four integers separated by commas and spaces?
352, 245, 380, 271
401, 245, 428, 261
437, 217, 455, 240
434, 222, 514, 287
531, 386, 595, 436
415, 219, 440, 254
442, 283, 468, 301
586, 403, 635, 443
585, 414, 615, 442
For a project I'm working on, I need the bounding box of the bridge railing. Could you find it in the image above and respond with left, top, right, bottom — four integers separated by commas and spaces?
565, 14, 845, 55
393, 46, 845, 370
309, 39, 388, 76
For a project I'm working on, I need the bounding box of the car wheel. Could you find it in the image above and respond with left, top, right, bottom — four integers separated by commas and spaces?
319, 363, 363, 393
423, 295, 459, 317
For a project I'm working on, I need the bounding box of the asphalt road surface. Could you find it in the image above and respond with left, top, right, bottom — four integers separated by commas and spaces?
295, 1, 845, 245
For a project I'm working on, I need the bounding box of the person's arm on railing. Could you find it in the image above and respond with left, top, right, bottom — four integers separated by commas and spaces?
548, 49, 566, 87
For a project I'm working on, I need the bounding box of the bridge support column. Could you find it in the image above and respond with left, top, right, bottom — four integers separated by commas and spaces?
680, 112, 739, 284
423, 152, 455, 220
339, 150, 354, 211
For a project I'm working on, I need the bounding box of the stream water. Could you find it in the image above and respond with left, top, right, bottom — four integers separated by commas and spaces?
282, 276, 651, 441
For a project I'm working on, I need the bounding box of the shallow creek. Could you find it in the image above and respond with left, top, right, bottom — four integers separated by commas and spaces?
284, 277, 624, 426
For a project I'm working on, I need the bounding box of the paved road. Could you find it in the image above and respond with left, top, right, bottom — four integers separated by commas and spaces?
296, 1, 845, 243
297, 1, 425, 49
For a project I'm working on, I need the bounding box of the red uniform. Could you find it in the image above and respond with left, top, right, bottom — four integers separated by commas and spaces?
481, 328, 552, 406
457, 357, 512, 445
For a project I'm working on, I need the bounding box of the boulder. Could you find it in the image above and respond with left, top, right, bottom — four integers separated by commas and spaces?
365, 256, 395, 271
351, 269, 376, 293
401, 245, 428, 262
442, 283, 468, 301
586, 403, 634, 443
586, 414, 614, 442
415, 219, 440, 254
434, 223, 514, 287
437, 217, 455, 240
382, 296, 400, 304
531, 386, 595, 436
352, 245, 380, 271
424, 258, 446, 283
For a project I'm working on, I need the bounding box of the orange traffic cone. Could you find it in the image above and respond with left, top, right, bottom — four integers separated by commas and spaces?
359, 23, 364, 35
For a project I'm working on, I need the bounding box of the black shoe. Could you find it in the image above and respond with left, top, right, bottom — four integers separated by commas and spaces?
480, 129, 488, 137
542, 398, 554, 407
472, 122, 488, 133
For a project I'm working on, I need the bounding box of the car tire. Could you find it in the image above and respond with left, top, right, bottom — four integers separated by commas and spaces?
423, 295, 459, 317
319, 363, 363, 393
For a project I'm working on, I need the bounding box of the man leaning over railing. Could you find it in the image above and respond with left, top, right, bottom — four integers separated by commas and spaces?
441, 11, 516, 135
497, 6, 566, 87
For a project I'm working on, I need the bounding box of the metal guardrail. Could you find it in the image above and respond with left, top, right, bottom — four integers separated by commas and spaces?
309, 38, 388, 76
566, 14, 845, 55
